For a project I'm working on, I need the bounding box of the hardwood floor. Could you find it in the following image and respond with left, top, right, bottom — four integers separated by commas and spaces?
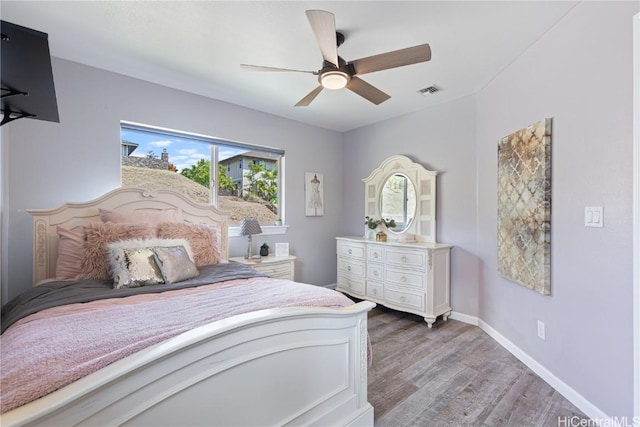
367, 306, 588, 427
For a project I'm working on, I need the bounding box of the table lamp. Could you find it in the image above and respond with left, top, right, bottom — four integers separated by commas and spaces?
240, 217, 263, 259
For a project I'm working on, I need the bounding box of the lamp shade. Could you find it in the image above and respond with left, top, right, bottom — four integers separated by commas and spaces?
239, 217, 262, 236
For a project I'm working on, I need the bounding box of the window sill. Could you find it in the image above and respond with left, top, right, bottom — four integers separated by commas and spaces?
229, 225, 289, 238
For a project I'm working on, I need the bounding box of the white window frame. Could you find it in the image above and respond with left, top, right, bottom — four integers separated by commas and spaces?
120, 121, 288, 236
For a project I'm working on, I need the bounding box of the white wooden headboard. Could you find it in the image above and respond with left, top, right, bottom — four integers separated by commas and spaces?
27, 186, 229, 284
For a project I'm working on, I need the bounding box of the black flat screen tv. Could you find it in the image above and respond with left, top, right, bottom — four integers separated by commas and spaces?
1, 20, 59, 125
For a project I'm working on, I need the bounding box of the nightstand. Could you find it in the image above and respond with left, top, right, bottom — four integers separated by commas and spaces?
229, 255, 296, 281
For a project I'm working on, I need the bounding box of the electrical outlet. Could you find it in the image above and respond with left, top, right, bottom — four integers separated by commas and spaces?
537, 320, 546, 340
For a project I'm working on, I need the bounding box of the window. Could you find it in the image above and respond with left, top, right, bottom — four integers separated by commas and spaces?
120, 122, 284, 227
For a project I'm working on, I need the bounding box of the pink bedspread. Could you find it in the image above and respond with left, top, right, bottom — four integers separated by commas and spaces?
0, 277, 354, 413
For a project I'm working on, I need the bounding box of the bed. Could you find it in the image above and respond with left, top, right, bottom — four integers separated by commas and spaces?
0, 186, 375, 426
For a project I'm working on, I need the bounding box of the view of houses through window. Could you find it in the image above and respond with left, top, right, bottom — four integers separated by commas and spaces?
120, 123, 283, 226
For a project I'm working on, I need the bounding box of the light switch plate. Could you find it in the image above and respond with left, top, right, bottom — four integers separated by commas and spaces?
585, 206, 604, 228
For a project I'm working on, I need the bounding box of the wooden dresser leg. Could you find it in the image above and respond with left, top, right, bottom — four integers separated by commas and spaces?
424, 316, 436, 328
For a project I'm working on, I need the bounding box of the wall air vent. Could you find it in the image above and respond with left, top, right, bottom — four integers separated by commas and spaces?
418, 85, 441, 95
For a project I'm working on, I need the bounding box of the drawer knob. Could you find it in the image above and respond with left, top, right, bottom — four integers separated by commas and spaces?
373, 253, 379, 258
401, 256, 407, 263
374, 271, 379, 277
347, 266, 352, 272
401, 276, 407, 283
400, 296, 406, 302
348, 249, 353, 255
372, 288, 377, 295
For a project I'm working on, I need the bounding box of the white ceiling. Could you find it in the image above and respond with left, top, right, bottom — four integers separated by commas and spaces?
2, 1, 579, 132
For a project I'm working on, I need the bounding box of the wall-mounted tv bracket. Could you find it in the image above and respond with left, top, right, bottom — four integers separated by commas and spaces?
1, 86, 35, 126
0, 22, 59, 126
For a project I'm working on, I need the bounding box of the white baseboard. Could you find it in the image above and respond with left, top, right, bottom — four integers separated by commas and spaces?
449, 311, 479, 326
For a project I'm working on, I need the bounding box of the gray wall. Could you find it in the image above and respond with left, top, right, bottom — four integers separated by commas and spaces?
475, 1, 637, 418
2, 57, 344, 300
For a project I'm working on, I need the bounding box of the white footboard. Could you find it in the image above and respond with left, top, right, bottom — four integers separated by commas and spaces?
1, 301, 375, 427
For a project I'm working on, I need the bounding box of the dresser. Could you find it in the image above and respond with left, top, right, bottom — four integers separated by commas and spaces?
336, 237, 452, 327
229, 255, 296, 281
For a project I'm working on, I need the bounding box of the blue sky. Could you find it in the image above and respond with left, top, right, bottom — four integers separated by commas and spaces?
121, 128, 247, 173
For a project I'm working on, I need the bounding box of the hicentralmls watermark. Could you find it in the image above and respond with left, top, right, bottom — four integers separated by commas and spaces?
557, 416, 640, 427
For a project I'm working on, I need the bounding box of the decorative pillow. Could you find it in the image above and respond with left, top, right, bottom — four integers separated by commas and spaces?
80, 223, 155, 280
99, 208, 183, 225
153, 246, 199, 284
110, 247, 164, 289
107, 238, 195, 288
53, 226, 84, 281
108, 237, 195, 262
157, 222, 221, 267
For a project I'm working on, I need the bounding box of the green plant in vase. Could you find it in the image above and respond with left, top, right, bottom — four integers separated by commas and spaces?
364, 216, 397, 230
364, 216, 379, 230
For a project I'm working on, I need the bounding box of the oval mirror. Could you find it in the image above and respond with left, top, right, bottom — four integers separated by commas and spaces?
379, 173, 416, 234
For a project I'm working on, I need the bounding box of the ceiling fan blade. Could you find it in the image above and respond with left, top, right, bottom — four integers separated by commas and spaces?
305, 10, 339, 67
241, 64, 317, 74
350, 43, 431, 76
295, 85, 324, 107
346, 77, 390, 105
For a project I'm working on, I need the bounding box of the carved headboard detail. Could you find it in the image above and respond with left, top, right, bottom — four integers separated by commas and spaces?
27, 187, 229, 284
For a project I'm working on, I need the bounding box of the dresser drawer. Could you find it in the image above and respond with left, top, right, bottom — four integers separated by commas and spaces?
386, 268, 425, 290
367, 280, 383, 300
338, 257, 366, 277
367, 245, 384, 262
367, 263, 384, 281
337, 273, 366, 295
384, 287, 425, 311
386, 248, 426, 270
229, 256, 295, 281
252, 262, 292, 280
337, 241, 365, 260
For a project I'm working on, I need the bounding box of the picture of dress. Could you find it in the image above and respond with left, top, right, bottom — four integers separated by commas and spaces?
305, 172, 324, 217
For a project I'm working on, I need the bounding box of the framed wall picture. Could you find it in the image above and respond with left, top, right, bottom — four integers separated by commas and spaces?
497, 118, 552, 295
275, 242, 290, 257
305, 172, 324, 217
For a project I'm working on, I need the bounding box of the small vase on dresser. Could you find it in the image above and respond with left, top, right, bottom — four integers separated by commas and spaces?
364, 228, 376, 240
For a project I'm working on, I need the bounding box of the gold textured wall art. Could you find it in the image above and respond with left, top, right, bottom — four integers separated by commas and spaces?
497, 118, 552, 295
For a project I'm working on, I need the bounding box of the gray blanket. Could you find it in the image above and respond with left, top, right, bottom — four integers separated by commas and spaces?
1, 262, 266, 334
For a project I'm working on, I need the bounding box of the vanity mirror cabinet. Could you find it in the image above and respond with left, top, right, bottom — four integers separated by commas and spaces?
336, 155, 452, 327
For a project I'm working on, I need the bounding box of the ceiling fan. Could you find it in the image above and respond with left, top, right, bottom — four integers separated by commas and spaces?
241, 10, 432, 107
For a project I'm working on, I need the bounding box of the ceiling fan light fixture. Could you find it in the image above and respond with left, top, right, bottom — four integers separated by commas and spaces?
320, 71, 349, 90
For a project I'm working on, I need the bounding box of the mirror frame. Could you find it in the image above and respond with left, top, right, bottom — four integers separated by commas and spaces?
363, 155, 438, 242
